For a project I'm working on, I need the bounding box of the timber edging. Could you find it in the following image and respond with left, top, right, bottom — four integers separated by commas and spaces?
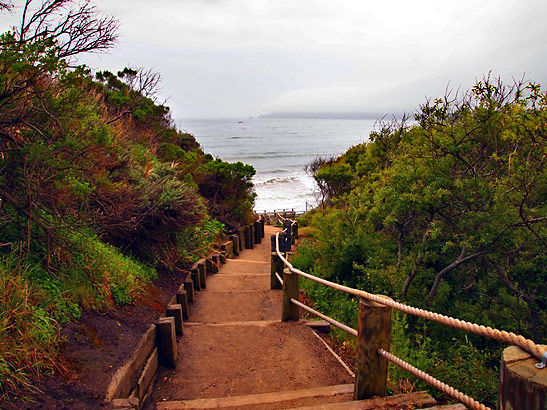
105, 220, 264, 410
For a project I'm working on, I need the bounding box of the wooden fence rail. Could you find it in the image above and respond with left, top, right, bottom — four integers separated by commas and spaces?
270, 219, 546, 410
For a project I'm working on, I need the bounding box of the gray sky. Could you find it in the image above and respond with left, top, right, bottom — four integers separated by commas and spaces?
5, 1, 547, 118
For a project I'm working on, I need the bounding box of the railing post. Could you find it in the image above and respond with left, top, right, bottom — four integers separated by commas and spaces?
354, 297, 392, 400
270, 252, 284, 290
283, 220, 292, 252
498, 346, 547, 410
293, 221, 298, 239
281, 268, 299, 321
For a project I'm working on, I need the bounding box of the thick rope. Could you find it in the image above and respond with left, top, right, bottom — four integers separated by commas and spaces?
275, 232, 546, 361
275, 272, 284, 286
290, 298, 358, 336
378, 349, 490, 410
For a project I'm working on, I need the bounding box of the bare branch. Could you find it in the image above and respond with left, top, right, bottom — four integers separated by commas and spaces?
16, 0, 118, 59
0, 0, 14, 11
426, 248, 489, 305
118, 67, 162, 100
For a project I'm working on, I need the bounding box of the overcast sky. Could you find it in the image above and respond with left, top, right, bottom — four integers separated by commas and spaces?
4, 1, 547, 118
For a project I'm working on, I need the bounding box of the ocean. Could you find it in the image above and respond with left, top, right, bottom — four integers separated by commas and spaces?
178, 118, 377, 212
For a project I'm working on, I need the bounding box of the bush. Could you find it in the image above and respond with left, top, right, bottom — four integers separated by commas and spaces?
296, 78, 546, 407
0, 254, 59, 400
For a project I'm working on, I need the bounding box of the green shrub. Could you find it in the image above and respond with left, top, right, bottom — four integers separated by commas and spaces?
0, 254, 59, 400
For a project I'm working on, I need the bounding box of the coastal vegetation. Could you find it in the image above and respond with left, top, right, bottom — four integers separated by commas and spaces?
295, 77, 546, 405
0, 0, 254, 399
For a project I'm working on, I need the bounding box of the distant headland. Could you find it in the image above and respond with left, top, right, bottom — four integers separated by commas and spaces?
258, 111, 390, 120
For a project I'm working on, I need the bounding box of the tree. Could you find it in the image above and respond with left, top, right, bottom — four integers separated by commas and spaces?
304, 76, 546, 341
7, 0, 118, 59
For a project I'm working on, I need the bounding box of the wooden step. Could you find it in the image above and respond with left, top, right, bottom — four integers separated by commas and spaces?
285, 391, 437, 409
155, 388, 441, 410
156, 384, 354, 409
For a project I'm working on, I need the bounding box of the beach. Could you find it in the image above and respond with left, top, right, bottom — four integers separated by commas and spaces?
179, 118, 376, 211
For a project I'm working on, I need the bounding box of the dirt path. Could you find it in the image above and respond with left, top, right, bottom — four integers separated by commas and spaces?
152, 225, 354, 407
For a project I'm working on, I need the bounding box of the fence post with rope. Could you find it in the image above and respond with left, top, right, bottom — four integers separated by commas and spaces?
282, 267, 299, 322
499, 345, 547, 409
354, 297, 392, 400
269, 219, 546, 410
270, 250, 284, 290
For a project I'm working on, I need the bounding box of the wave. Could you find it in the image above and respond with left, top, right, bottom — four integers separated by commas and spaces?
237, 152, 311, 160
254, 176, 301, 186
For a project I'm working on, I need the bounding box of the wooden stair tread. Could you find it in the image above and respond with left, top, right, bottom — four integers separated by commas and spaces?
285, 391, 437, 409
156, 384, 353, 409
156, 389, 440, 410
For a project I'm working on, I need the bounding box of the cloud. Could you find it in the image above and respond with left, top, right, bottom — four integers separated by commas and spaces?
4, 0, 545, 118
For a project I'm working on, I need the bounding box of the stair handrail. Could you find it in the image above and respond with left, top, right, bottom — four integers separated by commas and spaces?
272, 224, 545, 410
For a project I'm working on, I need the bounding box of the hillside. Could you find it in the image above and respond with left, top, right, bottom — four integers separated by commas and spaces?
294, 78, 546, 406
0, 5, 255, 403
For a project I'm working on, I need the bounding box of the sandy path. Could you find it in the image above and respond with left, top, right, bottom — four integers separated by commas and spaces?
153, 225, 354, 404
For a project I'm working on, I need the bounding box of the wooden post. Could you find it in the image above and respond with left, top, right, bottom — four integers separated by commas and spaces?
198, 262, 207, 288
271, 252, 284, 290
354, 297, 392, 400
211, 254, 219, 273
286, 251, 294, 263
248, 224, 254, 249
176, 289, 189, 320
231, 234, 240, 256
293, 221, 298, 239
156, 317, 177, 367
282, 220, 292, 252
260, 219, 265, 238
498, 345, 547, 410
282, 268, 299, 321
206, 258, 213, 274
237, 228, 244, 251
244, 225, 251, 249
271, 235, 276, 252
220, 252, 226, 264
184, 277, 194, 303
166, 304, 183, 335
254, 221, 261, 244
190, 268, 201, 291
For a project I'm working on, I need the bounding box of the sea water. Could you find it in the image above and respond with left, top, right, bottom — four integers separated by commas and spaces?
179, 118, 376, 212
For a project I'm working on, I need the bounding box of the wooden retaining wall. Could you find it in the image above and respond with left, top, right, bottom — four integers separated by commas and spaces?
106, 221, 265, 410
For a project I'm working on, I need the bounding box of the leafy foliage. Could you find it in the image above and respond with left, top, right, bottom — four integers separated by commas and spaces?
296, 77, 546, 405
0, 2, 255, 398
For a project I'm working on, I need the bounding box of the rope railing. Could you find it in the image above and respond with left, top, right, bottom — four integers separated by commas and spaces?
275, 231, 546, 362
273, 225, 544, 410
288, 296, 490, 410
275, 272, 284, 286
276, 213, 287, 223
378, 349, 490, 410
290, 298, 358, 337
